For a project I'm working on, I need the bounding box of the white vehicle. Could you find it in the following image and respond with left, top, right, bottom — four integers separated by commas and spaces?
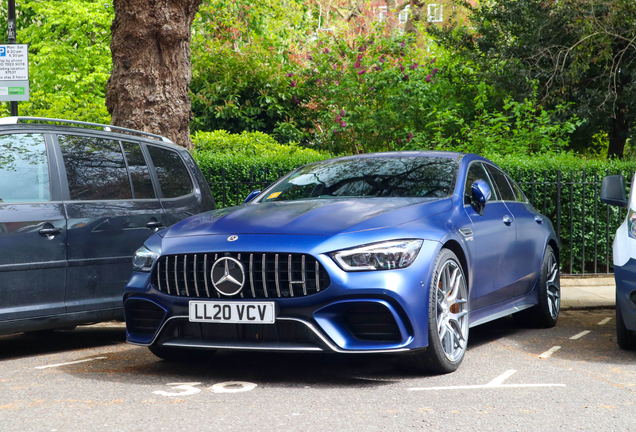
601, 174, 636, 349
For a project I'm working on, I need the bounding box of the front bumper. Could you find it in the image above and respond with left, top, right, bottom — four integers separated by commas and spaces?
123, 240, 441, 353
614, 258, 636, 331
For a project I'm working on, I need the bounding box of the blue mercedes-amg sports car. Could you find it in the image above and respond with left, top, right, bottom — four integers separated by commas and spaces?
124, 151, 560, 373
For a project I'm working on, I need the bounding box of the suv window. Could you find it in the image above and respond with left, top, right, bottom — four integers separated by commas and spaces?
464, 162, 497, 204
58, 134, 132, 201
485, 165, 516, 201
122, 142, 155, 199
147, 146, 193, 198
509, 178, 528, 203
0, 133, 50, 203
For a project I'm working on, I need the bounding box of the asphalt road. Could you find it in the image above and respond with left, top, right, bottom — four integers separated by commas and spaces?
1, 309, 635, 432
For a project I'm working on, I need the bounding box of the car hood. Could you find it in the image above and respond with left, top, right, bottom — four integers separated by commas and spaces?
163, 197, 453, 238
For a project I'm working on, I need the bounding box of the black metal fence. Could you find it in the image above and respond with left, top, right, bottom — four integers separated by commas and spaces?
209, 167, 632, 276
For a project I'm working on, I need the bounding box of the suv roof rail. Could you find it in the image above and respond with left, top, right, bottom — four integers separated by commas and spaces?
0, 116, 174, 144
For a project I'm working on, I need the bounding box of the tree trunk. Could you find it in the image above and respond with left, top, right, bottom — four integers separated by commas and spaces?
106, 0, 202, 149
608, 107, 629, 159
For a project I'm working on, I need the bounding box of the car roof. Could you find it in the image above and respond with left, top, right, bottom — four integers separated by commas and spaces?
0, 116, 187, 152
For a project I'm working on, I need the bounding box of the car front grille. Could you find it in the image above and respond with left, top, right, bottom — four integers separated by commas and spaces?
342, 303, 402, 342
152, 253, 330, 299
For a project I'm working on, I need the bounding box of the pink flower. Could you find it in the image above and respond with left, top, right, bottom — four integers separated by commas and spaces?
432, 68, 439, 75
398, 139, 402, 144
286, 72, 293, 77
403, 74, 409, 80
379, 56, 385, 63
408, 132, 413, 141
341, 122, 347, 128
335, 80, 339, 86
410, 63, 419, 70
290, 80, 296, 87
354, 59, 361, 69
308, 55, 313, 61
335, 114, 341, 122
431, 57, 436, 64
426, 75, 432, 83
369, 86, 375, 91
324, 48, 330, 54
340, 109, 345, 116
358, 69, 366, 75
399, 64, 405, 72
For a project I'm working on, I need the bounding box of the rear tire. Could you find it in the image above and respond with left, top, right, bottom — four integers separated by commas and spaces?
514, 245, 560, 328
401, 248, 469, 374
149, 346, 217, 362
616, 303, 636, 350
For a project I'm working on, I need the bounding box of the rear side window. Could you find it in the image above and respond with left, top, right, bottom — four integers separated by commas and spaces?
0, 133, 50, 203
464, 162, 497, 203
509, 179, 528, 203
147, 146, 193, 198
485, 165, 516, 201
58, 134, 132, 201
122, 142, 155, 199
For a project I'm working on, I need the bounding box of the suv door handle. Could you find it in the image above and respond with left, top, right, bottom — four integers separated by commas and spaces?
38, 227, 63, 238
146, 220, 163, 230
503, 215, 513, 225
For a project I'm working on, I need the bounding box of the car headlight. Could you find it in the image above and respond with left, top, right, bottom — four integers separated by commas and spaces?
132, 246, 159, 272
629, 209, 636, 239
330, 239, 424, 271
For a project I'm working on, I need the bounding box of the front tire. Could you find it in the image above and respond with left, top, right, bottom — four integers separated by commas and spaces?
616, 303, 636, 350
402, 248, 469, 374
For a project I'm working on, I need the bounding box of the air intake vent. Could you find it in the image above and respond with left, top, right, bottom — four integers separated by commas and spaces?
125, 300, 165, 335
152, 253, 330, 299
342, 303, 401, 342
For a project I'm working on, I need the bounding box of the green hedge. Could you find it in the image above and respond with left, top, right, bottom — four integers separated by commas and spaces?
193, 138, 636, 274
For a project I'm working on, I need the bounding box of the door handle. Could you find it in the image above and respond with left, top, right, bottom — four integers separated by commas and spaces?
503, 215, 513, 225
146, 221, 164, 230
38, 227, 63, 238
535, 215, 543, 224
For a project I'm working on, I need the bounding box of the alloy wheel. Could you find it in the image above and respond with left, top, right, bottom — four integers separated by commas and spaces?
435, 259, 469, 362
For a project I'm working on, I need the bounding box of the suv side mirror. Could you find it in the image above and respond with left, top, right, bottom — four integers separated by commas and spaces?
244, 190, 261, 204
600, 175, 628, 208
471, 179, 491, 216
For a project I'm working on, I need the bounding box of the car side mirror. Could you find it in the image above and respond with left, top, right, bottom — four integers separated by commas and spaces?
471, 179, 491, 216
243, 190, 261, 204
600, 175, 628, 208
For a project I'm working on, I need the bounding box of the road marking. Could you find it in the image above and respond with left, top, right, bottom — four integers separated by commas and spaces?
408, 370, 565, 391
35, 357, 107, 369
210, 381, 257, 393
154, 382, 202, 397
538, 346, 561, 359
570, 330, 591, 340
598, 318, 612, 325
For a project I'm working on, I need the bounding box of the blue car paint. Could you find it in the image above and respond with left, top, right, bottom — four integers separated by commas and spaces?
124, 151, 558, 353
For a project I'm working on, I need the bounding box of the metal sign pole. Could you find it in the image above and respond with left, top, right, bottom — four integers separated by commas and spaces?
7, 0, 17, 116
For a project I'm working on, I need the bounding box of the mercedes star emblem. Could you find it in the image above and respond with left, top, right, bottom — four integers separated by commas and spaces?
227, 235, 239, 242
211, 257, 245, 296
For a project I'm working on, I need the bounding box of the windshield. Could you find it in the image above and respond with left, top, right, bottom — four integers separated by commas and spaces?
261, 156, 459, 202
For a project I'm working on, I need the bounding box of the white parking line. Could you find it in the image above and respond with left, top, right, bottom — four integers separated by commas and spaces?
570, 330, 591, 340
598, 318, 612, 325
35, 357, 107, 369
408, 370, 565, 391
538, 346, 561, 359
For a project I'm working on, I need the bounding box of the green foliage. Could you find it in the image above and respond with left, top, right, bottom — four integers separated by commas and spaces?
0, 0, 112, 122
413, 82, 584, 155
191, 130, 332, 206
190, 0, 314, 143
429, 0, 636, 158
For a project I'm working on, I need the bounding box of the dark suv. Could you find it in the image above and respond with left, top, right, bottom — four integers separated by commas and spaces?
0, 117, 214, 335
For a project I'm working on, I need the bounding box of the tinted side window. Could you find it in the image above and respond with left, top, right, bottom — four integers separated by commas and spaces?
509, 179, 528, 203
147, 146, 193, 198
0, 133, 50, 203
464, 162, 497, 203
58, 135, 132, 201
485, 165, 516, 201
122, 142, 155, 199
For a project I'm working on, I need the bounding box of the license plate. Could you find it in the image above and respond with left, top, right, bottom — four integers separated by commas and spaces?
189, 301, 275, 324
